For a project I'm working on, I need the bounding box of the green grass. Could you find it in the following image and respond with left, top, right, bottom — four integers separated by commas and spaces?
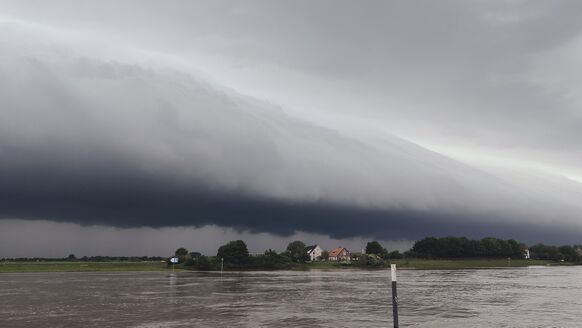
306, 258, 556, 270
0, 261, 167, 273
303, 261, 355, 270
0, 259, 564, 273
387, 258, 555, 270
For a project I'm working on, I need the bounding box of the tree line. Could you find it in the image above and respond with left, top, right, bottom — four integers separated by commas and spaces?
410, 237, 525, 259
5, 236, 578, 266
409, 236, 582, 262
529, 243, 581, 262
172, 236, 582, 270
173, 240, 315, 270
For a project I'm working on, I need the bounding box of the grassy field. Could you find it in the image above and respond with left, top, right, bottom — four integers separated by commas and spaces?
0, 259, 563, 273
0, 261, 167, 273
306, 258, 556, 270
387, 258, 555, 269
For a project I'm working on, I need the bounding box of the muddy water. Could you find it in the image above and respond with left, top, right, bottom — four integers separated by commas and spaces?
1, 266, 581, 327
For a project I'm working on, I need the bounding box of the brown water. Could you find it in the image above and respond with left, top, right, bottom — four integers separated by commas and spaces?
1, 266, 581, 327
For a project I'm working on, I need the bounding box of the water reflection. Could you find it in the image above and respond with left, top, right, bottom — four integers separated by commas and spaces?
0, 267, 581, 327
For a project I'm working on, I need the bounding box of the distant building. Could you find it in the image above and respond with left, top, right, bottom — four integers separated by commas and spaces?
523, 249, 530, 260
329, 247, 351, 261
305, 245, 323, 261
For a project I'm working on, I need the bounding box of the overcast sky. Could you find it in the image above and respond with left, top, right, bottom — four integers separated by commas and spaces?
1, 1, 582, 257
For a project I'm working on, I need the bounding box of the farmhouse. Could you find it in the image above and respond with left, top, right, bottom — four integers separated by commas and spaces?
305, 245, 323, 261
328, 247, 351, 261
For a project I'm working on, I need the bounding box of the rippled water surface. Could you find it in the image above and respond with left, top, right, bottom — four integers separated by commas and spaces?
1, 266, 581, 327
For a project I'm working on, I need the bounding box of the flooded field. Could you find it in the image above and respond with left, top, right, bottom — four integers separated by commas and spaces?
1, 266, 581, 327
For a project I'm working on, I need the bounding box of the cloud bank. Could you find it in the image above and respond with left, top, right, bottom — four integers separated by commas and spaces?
0, 219, 414, 258
1, 2, 582, 246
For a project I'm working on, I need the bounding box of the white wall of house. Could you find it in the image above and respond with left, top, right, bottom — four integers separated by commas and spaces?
308, 245, 323, 261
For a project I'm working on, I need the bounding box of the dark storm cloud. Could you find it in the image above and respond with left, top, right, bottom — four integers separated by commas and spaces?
0, 3, 582, 245
1, 157, 580, 245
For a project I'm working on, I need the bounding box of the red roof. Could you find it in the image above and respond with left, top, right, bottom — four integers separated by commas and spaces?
329, 247, 350, 257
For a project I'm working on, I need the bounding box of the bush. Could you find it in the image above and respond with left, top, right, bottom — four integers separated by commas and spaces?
357, 254, 385, 267
389, 250, 403, 259
194, 256, 211, 270
248, 252, 293, 269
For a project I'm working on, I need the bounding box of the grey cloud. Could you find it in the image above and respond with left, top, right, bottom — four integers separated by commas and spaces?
2, 1, 582, 171
0, 220, 415, 258
0, 5, 581, 247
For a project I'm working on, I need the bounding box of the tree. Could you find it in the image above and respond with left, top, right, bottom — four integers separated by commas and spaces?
412, 237, 439, 258
286, 241, 310, 263
481, 237, 502, 257
217, 240, 249, 265
67, 254, 76, 261
175, 247, 189, 256
195, 256, 211, 270
264, 249, 278, 256
365, 241, 385, 255
506, 239, 522, 258
529, 244, 563, 261
320, 250, 329, 260
411, 236, 527, 259
389, 250, 403, 259
251, 250, 292, 269
558, 245, 580, 262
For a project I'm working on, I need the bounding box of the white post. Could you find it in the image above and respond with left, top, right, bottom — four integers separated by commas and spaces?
391, 264, 399, 328
221, 257, 224, 275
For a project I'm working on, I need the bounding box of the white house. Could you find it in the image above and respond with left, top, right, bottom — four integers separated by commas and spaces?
523, 249, 530, 260
328, 247, 351, 262
305, 245, 323, 261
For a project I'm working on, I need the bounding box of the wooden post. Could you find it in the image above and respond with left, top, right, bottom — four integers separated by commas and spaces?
391, 264, 399, 328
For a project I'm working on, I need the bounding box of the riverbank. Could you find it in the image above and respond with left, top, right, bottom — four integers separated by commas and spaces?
1, 258, 568, 273
380, 258, 556, 269
0, 261, 166, 273
278, 258, 558, 270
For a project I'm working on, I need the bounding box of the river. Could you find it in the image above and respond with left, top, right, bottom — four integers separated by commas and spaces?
1, 266, 580, 327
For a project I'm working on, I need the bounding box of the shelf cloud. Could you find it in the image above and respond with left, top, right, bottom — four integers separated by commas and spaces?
1, 1, 582, 253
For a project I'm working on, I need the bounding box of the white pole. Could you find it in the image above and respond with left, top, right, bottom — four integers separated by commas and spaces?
391, 264, 399, 328
221, 257, 224, 275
